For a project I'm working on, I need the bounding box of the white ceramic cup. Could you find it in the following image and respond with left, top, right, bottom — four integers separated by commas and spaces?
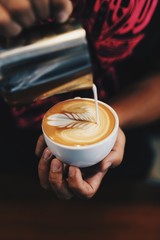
42, 98, 119, 168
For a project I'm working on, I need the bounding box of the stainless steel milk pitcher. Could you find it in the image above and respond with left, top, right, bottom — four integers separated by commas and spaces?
0, 19, 93, 105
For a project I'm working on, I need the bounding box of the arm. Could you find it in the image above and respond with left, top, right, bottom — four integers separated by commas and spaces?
110, 75, 160, 128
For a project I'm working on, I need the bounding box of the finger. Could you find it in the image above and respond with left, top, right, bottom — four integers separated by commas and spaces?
49, 159, 73, 199
68, 166, 105, 199
30, 0, 50, 19
50, 0, 73, 22
35, 134, 46, 157
38, 147, 53, 190
0, 4, 22, 36
67, 128, 126, 199
100, 128, 126, 171
108, 127, 126, 167
0, 0, 35, 27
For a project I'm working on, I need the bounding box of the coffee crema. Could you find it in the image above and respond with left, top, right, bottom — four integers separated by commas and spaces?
42, 98, 115, 147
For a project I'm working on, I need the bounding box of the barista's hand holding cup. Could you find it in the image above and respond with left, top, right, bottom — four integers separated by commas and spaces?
42, 97, 119, 168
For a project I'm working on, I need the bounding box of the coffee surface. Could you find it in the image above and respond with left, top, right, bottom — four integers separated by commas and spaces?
42, 99, 115, 147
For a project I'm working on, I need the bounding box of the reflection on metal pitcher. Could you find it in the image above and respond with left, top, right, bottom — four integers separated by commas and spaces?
0, 19, 93, 105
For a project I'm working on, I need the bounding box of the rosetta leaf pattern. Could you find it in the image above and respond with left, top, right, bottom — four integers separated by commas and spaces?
47, 110, 96, 130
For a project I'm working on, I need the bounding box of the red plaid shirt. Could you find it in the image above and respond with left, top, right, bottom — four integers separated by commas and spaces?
11, 0, 159, 129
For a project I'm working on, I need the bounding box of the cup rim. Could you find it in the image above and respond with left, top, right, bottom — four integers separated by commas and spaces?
42, 98, 119, 150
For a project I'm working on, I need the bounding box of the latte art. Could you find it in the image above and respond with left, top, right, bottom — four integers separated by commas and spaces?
42, 99, 115, 147
47, 106, 97, 129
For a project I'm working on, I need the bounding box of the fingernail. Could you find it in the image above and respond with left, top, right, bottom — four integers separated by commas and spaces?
56, 12, 68, 22
42, 184, 50, 191
106, 162, 112, 169
51, 159, 61, 172
10, 23, 22, 36
69, 167, 75, 178
43, 149, 52, 161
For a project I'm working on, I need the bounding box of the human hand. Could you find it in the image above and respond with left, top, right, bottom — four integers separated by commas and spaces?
35, 127, 126, 200
0, 0, 73, 37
